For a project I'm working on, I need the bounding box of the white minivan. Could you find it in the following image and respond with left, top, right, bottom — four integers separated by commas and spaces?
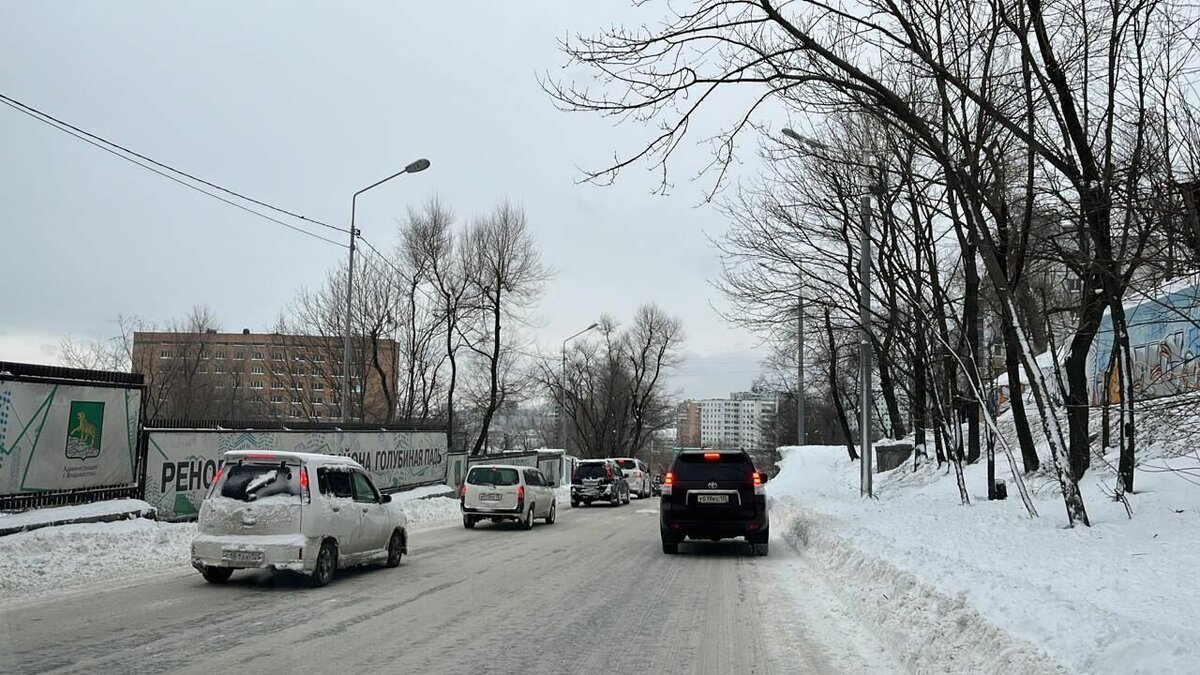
460, 464, 557, 530
191, 450, 408, 587
615, 457, 652, 498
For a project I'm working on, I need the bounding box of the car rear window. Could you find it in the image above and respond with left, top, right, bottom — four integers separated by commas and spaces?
217, 463, 301, 502
672, 454, 753, 482
575, 463, 610, 479
467, 467, 520, 486
615, 459, 637, 470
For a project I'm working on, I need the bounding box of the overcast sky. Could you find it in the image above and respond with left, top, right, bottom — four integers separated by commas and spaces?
0, 1, 774, 399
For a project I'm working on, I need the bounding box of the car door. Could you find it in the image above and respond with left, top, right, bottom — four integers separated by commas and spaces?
522, 469, 542, 517
351, 470, 391, 559
317, 467, 362, 554
532, 469, 553, 513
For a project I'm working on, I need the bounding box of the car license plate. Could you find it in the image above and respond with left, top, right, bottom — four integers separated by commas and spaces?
480, 493, 502, 502
222, 550, 263, 564
697, 494, 729, 504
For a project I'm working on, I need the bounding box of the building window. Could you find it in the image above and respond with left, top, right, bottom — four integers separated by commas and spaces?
295, 370, 306, 378
292, 395, 303, 404
314, 396, 324, 405
313, 383, 324, 391
291, 408, 302, 418
234, 351, 244, 360
293, 383, 303, 390
250, 381, 264, 390
295, 354, 306, 362
251, 365, 264, 375
274, 368, 285, 376
271, 381, 283, 390
215, 350, 226, 360
200, 365, 208, 374
214, 364, 224, 374
313, 355, 324, 363
273, 352, 284, 361
160, 350, 172, 359
214, 382, 224, 390
271, 394, 283, 404
253, 351, 264, 360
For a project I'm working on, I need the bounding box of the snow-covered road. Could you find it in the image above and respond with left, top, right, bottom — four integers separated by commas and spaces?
1, 499, 898, 675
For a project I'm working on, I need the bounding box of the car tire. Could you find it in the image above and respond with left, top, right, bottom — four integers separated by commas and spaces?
463, 515, 476, 529
201, 566, 233, 584
753, 542, 769, 557
523, 504, 535, 530
545, 501, 556, 525
662, 539, 679, 554
623, 490, 631, 505
311, 541, 337, 587
610, 492, 620, 507
385, 530, 404, 568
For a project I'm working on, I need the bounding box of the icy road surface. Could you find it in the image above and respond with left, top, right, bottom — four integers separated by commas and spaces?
0, 501, 896, 674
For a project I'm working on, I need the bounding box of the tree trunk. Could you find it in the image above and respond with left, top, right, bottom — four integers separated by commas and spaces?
1004, 320, 1040, 473
1109, 300, 1136, 495
964, 246, 981, 464
825, 308, 859, 461
876, 354, 906, 440
471, 290, 503, 456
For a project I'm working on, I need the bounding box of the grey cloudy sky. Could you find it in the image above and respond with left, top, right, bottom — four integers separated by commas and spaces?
0, 1, 771, 399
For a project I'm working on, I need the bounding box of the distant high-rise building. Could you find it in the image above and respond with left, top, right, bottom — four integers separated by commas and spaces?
676, 400, 701, 447
695, 389, 779, 452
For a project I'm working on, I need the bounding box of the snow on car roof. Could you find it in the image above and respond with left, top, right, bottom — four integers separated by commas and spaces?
468, 463, 528, 471
222, 450, 362, 466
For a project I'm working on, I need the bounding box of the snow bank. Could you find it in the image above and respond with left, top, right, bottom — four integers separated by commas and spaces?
0, 498, 155, 533
0, 518, 195, 605
391, 484, 454, 502
400, 497, 461, 525
769, 445, 1200, 675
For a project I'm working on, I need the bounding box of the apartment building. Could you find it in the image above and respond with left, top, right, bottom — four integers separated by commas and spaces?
691, 389, 779, 452
131, 329, 397, 422
675, 400, 701, 447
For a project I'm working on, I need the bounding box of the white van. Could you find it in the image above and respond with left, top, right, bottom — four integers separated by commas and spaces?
191, 450, 408, 587
460, 464, 557, 530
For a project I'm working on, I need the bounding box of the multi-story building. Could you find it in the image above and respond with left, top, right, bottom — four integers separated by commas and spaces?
675, 400, 701, 447
696, 390, 779, 452
131, 329, 397, 423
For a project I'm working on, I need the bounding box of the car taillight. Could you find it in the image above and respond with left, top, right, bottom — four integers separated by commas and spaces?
299, 467, 311, 504
704, 452, 721, 460
460, 485, 467, 504
661, 472, 673, 496
205, 466, 224, 499
635, 471, 642, 479
606, 465, 613, 479
517, 485, 525, 508
753, 472, 765, 496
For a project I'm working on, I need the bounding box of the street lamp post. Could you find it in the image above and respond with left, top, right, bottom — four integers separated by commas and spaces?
559, 323, 599, 451
782, 128, 874, 496
796, 269, 805, 447
342, 158, 430, 423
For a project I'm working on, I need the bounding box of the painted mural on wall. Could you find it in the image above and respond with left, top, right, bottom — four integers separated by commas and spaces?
1091, 280, 1200, 404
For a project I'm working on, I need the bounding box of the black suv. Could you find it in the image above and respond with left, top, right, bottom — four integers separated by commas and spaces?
570, 459, 631, 507
659, 449, 769, 555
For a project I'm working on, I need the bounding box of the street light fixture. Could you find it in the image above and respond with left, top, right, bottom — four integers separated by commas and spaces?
341, 158, 431, 422
559, 322, 600, 451
781, 127, 875, 497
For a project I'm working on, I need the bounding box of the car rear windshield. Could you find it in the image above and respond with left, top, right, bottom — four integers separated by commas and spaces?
672, 454, 753, 482
467, 467, 520, 486
575, 463, 610, 479
218, 463, 302, 502
615, 459, 637, 470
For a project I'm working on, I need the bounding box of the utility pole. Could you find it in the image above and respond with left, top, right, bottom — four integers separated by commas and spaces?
797, 270, 805, 447
559, 323, 599, 451
860, 193, 873, 498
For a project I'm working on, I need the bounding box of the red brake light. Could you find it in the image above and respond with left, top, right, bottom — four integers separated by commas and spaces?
518, 485, 525, 499
664, 472, 674, 486
299, 467, 311, 504
247, 453, 277, 460
703, 453, 721, 460
753, 472, 762, 486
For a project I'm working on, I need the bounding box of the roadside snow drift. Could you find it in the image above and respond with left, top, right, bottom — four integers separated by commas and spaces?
769, 445, 1200, 675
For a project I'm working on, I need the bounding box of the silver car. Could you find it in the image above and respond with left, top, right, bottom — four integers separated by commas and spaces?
191, 450, 408, 587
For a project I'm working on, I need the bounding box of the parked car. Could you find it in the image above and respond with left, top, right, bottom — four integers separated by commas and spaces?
570, 459, 630, 507
614, 457, 652, 498
191, 450, 408, 587
460, 464, 557, 529
659, 449, 770, 556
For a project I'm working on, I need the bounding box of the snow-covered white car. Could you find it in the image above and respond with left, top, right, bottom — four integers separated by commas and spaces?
460, 464, 557, 529
191, 450, 408, 587
615, 457, 652, 498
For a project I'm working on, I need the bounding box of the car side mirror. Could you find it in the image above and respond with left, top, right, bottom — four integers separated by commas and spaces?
381, 494, 393, 504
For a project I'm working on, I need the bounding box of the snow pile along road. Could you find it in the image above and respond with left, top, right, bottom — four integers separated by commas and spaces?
769, 445, 1200, 675
400, 496, 461, 525
0, 517, 196, 604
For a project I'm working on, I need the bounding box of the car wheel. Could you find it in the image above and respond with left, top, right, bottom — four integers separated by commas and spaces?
545, 501, 556, 525
611, 491, 620, 506
311, 540, 337, 587
623, 490, 631, 505
754, 542, 769, 557
385, 530, 404, 568
201, 566, 233, 584
662, 539, 679, 554
463, 514, 476, 529
523, 504, 535, 530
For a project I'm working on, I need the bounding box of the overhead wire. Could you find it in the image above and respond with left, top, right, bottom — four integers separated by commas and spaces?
0, 92, 348, 247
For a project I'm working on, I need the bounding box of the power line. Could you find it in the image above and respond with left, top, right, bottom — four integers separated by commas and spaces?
0, 92, 349, 246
